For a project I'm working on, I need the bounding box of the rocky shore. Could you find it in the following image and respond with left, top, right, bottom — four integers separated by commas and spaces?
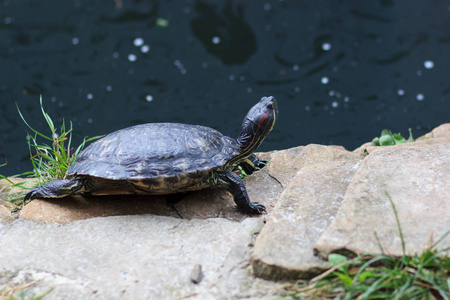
1, 124, 449, 299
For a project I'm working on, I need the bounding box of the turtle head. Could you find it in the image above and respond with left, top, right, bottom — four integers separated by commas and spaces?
237, 96, 278, 156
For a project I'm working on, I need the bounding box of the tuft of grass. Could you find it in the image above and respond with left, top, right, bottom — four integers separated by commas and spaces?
16, 96, 101, 186
372, 128, 414, 146
0, 96, 102, 203
0, 279, 52, 300
286, 191, 450, 300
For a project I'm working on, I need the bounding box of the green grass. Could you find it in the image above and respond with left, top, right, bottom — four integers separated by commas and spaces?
237, 165, 249, 178
18, 97, 101, 185
0, 280, 51, 300
286, 192, 450, 300
0, 96, 100, 202
17, 96, 101, 185
372, 128, 415, 146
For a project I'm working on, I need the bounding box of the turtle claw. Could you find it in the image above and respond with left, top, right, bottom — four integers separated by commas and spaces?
249, 202, 266, 214
255, 159, 268, 170
24, 190, 37, 200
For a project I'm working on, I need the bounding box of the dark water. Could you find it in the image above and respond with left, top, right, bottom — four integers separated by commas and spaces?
1, 1, 449, 176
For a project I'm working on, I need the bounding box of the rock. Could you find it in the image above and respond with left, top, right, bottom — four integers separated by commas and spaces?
174, 188, 237, 219
353, 123, 450, 156
190, 264, 203, 284
20, 195, 177, 224
266, 146, 305, 188
0, 204, 13, 223
0, 215, 284, 299
20, 159, 282, 224
175, 167, 282, 221
251, 145, 361, 280
417, 123, 450, 141
4, 124, 450, 299
314, 142, 450, 259
0, 177, 35, 202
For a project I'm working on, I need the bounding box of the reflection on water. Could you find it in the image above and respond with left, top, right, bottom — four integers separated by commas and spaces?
190, 1, 257, 65
0, 1, 449, 175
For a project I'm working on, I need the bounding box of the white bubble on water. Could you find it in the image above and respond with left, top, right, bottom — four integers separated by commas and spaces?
128, 54, 137, 62
212, 36, 221, 44
133, 37, 144, 47
322, 43, 331, 51
332, 101, 339, 108
87, 93, 93, 100
146, 95, 153, 102
424, 60, 434, 69
321, 77, 329, 84
106, 85, 112, 92
141, 45, 150, 53
174, 60, 187, 74
293, 64, 299, 71
416, 93, 424, 101
72, 37, 79, 45
398, 89, 405, 96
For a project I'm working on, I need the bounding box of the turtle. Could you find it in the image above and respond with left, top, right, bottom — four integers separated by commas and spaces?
25, 96, 278, 214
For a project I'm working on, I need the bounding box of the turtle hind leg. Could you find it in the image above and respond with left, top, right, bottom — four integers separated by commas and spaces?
24, 178, 84, 200
218, 171, 266, 214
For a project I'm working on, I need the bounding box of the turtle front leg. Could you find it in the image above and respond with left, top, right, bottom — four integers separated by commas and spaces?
24, 178, 84, 200
237, 154, 267, 176
218, 171, 266, 214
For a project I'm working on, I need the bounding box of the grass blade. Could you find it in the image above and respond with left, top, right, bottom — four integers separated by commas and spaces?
385, 190, 406, 256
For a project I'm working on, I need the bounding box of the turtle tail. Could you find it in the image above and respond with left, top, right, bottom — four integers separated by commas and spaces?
24, 178, 84, 200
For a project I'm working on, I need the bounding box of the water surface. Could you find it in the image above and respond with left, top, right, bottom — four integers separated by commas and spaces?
1, 1, 449, 175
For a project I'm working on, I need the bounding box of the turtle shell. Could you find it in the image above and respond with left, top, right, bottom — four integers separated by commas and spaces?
68, 123, 241, 183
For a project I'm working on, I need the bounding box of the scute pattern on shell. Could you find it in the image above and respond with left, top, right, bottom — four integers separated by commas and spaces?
68, 123, 241, 180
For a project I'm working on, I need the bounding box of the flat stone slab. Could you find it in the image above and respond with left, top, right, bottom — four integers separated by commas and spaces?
18, 157, 283, 224
0, 215, 286, 299
0, 178, 36, 202
353, 123, 450, 156
315, 142, 450, 259
19, 195, 178, 224
175, 167, 283, 221
0, 204, 13, 223
251, 145, 362, 280
267, 146, 306, 188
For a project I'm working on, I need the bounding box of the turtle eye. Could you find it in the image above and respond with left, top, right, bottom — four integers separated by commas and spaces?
267, 102, 275, 109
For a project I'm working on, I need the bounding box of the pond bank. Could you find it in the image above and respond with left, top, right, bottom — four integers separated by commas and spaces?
1, 124, 449, 299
